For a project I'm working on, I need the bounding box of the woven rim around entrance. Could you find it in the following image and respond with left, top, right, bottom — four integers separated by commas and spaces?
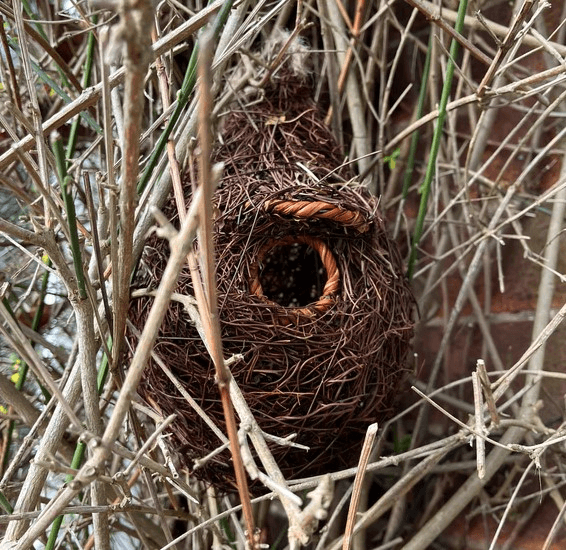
249, 235, 339, 322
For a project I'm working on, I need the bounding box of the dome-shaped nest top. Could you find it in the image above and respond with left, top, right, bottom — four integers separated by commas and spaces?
128, 72, 414, 492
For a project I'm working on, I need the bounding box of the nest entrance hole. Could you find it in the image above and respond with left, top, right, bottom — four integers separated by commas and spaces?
250, 235, 340, 317
261, 242, 323, 307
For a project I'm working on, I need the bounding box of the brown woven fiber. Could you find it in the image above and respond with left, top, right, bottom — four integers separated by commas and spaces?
128, 71, 414, 492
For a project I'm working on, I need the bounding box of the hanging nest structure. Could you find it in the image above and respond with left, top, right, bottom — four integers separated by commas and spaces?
128, 67, 414, 492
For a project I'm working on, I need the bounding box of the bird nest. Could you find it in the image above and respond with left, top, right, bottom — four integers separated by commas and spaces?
128, 72, 414, 492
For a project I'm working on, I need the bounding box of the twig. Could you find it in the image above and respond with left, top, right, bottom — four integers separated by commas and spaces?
6, 181, 205, 550
471, 372, 486, 479
0, 1, 224, 170
112, 0, 154, 382
477, 0, 536, 98
343, 423, 378, 550
477, 359, 500, 425
327, 439, 462, 550
406, 0, 469, 278
403, 0, 491, 66
193, 29, 256, 547
320, 0, 373, 186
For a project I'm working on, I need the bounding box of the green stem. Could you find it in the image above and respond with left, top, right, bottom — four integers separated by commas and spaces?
44, 441, 87, 550
66, 17, 98, 161
52, 138, 87, 301
401, 32, 433, 201
137, 1, 235, 194
45, 338, 112, 548
407, 0, 469, 279
0, 259, 52, 473
0, 491, 13, 514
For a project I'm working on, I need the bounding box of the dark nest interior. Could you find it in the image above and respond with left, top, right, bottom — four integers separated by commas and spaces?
128, 71, 415, 492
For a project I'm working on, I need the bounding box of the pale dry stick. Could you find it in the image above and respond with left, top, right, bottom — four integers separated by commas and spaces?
206, 486, 225, 550
0, 373, 40, 430
477, 0, 536, 98
74, 294, 109, 550
112, 0, 154, 386
288, 432, 464, 494
386, 61, 566, 157
3, 190, 205, 550
327, 438, 464, 550
2, 360, 84, 543
150, 15, 214, 385
410, 387, 519, 453
99, 27, 119, 348
132, 0, 265, 270
500, 11, 564, 75
343, 423, 378, 550
377, 8, 418, 191
195, 29, 256, 547
16, 323, 67, 366
314, 485, 353, 550
485, 179, 566, 253
316, 0, 343, 143
215, 0, 253, 68
411, 378, 475, 415
238, 429, 303, 505
362, 7, 384, 181
417, 0, 566, 56
258, 0, 307, 88
485, 90, 566, 215
402, 155, 566, 550
159, 495, 267, 550
84, 173, 113, 334
83, 469, 146, 550
403, 0, 492, 66
292, 476, 334, 550
424, 105, 566, 398
542, 499, 566, 550
324, 0, 366, 125
491, 129, 566, 234
0, 301, 82, 431
319, 0, 373, 187
122, 414, 177, 477
402, 423, 526, 550
477, 359, 500, 425
442, 95, 508, 369
0, 0, 225, 171
12, 2, 51, 201
539, 460, 566, 523
151, 23, 186, 221
409, 172, 488, 451
471, 371, 486, 479
466, 0, 552, 187
489, 460, 536, 550
0, 14, 20, 112
229, 376, 332, 547
0, 102, 73, 243
0, 503, 183, 525
0, 370, 74, 467
0, 3, 87, 96
213, 0, 289, 75
97, 435, 197, 500
437, 177, 507, 375
519, 136, 566, 404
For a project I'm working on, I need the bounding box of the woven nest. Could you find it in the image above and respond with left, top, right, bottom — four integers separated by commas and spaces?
129, 72, 414, 492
